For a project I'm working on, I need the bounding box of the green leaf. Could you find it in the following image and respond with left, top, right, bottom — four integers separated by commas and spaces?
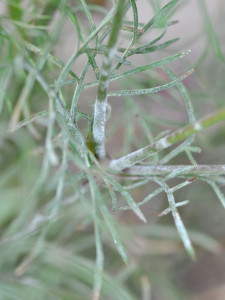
113, 51, 190, 81
162, 66, 195, 124
82, 50, 190, 90
127, 38, 179, 56
89, 176, 129, 264
155, 179, 195, 259
88, 176, 104, 299
108, 69, 194, 97
104, 174, 147, 223
140, 0, 179, 35
207, 180, 225, 209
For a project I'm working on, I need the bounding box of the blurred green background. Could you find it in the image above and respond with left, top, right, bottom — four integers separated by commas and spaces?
0, 0, 225, 299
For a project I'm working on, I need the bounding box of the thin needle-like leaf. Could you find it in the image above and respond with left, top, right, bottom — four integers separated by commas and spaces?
158, 200, 189, 217
104, 174, 147, 223
89, 176, 128, 264
110, 107, 225, 171
108, 69, 194, 97
139, 0, 178, 36
89, 176, 104, 300
155, 179, 195, 259
83, 51, 190, 90
206, 180, 225, 209
162, 66, 195, 123
120, 177, 195, 211
112, 0, 138, 72
124, 38, 180, 56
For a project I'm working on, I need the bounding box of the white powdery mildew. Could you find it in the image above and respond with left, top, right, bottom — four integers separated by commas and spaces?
156, 138, 171, 150
91, 47, 117, 159
103, 46, 117, 67
96, 143, 105, 159
194, 122, 202, 131
99, 80, 109, 93
110, 147, 150, 171
101, 68, 109, 77
109, 159, 117, 170
93, 100, 106, 144
110, 154, 134, 171
108, 46, 117, 60
110, 138, 173, 172
103, 55, 111, 68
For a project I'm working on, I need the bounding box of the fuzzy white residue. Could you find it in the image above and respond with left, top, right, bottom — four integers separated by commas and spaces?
99, 80, 109, 93
110, 146, 149, 171
157, 138, 171, 149
93, 100, 106, 143
194, 122, 202, 131
108, 46, 117, 60
103, 46, 117, 67
103, 56, 111, 68
95, 143, 105, 159
101, 68, 109, 77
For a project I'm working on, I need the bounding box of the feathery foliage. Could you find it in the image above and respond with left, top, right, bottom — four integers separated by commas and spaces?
1, 0, 225, 299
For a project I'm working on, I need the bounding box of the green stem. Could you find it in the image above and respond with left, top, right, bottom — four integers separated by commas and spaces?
92, 0, 125, 159
110, 107, 225, 171
125, 165, 225, 177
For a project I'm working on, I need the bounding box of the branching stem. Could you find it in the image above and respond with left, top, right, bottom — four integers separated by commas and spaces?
92, 0, 124, 159
125, 165, 225, 177
110, 107, 225, 171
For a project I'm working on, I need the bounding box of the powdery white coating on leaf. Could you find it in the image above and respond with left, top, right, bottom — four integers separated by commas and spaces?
93, 100, 107, 158
108, 46, 117, 60
109, 153, 141, 171
101, 68, 109, 77
194, 122, 202, 131
110, 137, 173, 172
110, 159, 123, 171
103, 46, 117, 68
110, 146, 154, 171
46, 140, 59, 166
99, 80, 109, 93
103, 56, 111, 68
156, 137, 171, 149
92, 44, 117, 159
93, 100, 106, 143
95, 143, 106, 159
173, 208, 193, 249
108, 68, 195, 97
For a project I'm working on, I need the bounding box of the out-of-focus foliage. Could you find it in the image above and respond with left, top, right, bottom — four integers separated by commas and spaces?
0, 0, 225, 299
